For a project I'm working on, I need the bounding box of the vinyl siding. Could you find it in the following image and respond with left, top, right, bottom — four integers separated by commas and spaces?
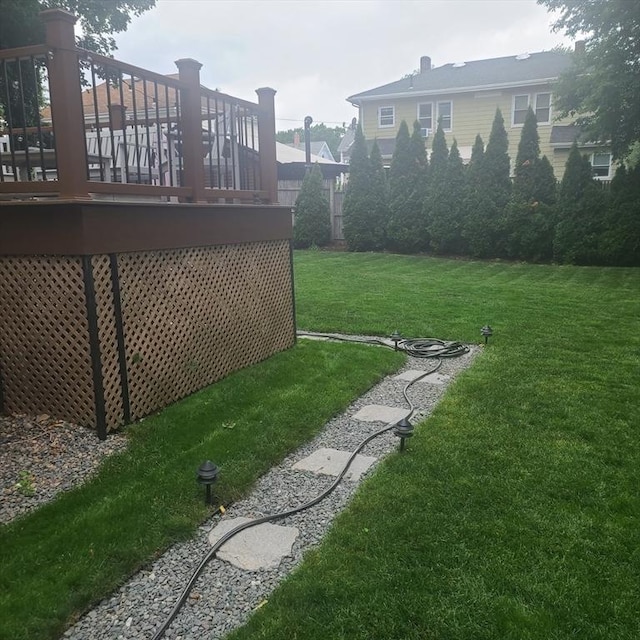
360, 82, 578, 178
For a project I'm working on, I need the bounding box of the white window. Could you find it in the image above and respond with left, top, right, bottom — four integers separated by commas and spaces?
513, 94, 529, 125
590, 152, 612, 178
378, 106, 395, 128
437, 101, 452, 131
417, 103, 433, 137
535, 93, 551, 124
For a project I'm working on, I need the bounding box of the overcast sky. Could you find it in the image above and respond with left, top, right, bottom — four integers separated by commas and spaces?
113, 0, 573, 132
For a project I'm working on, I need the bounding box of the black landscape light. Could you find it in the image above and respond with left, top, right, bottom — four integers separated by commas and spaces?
196, 460, 219, 505
481, 325, 493, 345
390, 330, 402, 352
394, 417, 414, 452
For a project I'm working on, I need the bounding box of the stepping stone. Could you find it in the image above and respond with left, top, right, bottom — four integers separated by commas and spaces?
291, 447, 377, 481
208, 517, 299, 571
352, 404, 408, 424
394, 369, 451, 385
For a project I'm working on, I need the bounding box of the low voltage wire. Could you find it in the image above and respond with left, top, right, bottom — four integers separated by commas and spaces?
151, 333, 465, 639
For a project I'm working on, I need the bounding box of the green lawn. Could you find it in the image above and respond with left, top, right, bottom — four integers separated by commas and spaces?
226, 251, 640, 640
0, 340, 403, 640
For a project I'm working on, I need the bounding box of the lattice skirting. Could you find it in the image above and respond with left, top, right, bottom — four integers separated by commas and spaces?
0, 240, 295, 436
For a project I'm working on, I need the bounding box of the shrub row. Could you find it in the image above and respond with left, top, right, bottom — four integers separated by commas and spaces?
341, 109, 640, 266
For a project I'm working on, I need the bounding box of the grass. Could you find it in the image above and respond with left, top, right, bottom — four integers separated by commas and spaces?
0, 340, 404, 640
224, 251, 640, 640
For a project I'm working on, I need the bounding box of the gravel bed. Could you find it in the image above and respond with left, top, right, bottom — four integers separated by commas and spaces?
63, 337, 479, 640
0, 414, 128, 525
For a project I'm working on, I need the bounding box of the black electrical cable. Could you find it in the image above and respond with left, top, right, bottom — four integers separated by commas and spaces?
151, 421, 404, 640
296, 331, 470, 359
151, 333, 466, 639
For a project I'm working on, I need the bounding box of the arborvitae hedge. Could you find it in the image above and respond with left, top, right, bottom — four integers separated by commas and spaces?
503, 107, 556, 261
428, 139, 466, 255
366, 140, 389, 251
598, 163, 640, 265
386, 120, 428, 253
342, 125, 387, 251
463, 108, 511, 258
333, 112, 634, 266
553, 142, 605, 264
292, 163, 331, 249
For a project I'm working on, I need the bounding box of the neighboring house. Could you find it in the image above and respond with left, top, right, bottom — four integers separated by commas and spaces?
41, 73, 182, 126
336, 117, 358, 164
347, 45, 614, 180
285, 135, 336, 163
37, 74, 260, 189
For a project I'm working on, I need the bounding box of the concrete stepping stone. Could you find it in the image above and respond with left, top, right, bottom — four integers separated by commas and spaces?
208, 517, 299, 571
291, 447, 377, 481
352, 404, 408, 424
394, 369, 451, 385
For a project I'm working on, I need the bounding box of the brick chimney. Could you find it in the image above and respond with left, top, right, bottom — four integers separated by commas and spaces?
574, 40, 586, 54
420, 55, 432, 72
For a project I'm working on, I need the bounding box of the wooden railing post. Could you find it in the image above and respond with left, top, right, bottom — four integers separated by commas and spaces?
175, 58, 205, 202
256, 87, 278, 204
41, 9, 90, 200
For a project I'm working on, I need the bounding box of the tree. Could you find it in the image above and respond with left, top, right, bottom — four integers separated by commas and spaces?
538, 0, 640, 159
342, 125, 386, 251
276, 123, 346, 161
513, 107, 540, 202
598, 163, 640, 266
428, 139, 467, 255
503, 107, 557, 261
386, 120, 429, 253
366, 141, 390, 250
292, 164, 331, 249
422, 121, 448, 252
463, 108, 511, 258
553, 141, 605, 264
0, 0, 156, 54
0, 0, 156, 137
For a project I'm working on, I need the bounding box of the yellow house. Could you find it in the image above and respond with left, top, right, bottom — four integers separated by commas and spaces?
347, 46, 613, 180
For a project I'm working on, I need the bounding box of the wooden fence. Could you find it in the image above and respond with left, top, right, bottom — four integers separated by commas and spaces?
278, 179, 345, 241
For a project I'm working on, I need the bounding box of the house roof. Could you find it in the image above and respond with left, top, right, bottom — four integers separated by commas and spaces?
276, 141, 346, 167
337, 129, 355, 153
276, 142, 348, 179
348, 50, 573, 103
41, 74, 182, 122
285, 140, 336, 162
309, 141, 329, 157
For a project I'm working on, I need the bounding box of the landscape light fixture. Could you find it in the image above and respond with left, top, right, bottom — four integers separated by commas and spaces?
394, 417, 414, 452
481, 325, 493, 345
390, 330, 402, 352
196, 460, 219, 505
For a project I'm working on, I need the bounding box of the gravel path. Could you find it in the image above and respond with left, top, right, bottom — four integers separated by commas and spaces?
60, 336, 479, 640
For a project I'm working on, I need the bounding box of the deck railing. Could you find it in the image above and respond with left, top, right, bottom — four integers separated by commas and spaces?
0, 9, 277, 203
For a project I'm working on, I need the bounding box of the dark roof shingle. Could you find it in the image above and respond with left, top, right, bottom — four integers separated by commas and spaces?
348, 50, 573, 102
